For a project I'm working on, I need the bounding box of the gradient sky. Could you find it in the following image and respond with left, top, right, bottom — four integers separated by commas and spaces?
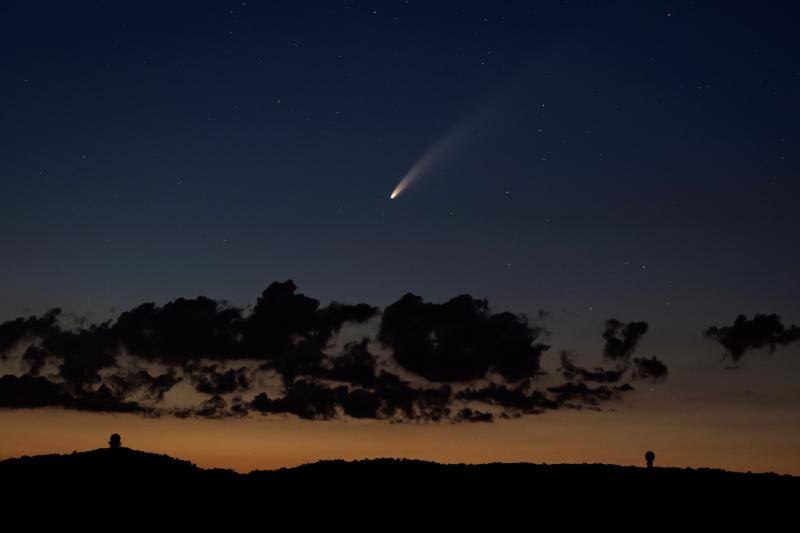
1, 1, 799, 474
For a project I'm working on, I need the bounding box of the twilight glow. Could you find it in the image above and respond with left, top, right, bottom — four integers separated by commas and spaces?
2, 0, 799, 480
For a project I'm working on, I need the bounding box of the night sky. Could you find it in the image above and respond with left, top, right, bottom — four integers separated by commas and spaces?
1, 1, 799, 474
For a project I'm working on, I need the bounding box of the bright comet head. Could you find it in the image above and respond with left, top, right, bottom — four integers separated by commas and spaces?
389, 175, 411, 200
390, 181, 406, 199
390, 121, 463, 200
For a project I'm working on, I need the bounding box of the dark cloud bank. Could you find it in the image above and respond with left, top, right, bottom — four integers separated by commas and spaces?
704, 314, 800, 364
0, 280, 675, 423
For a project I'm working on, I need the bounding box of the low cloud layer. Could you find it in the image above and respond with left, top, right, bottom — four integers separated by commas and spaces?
378, 294, 549, 382
602, 319, 649, 362
0, 281, 661, 422
704, 314, 800, 363
559, 352, 624, 384
0, 373, 152, 414
631, 357, 668, 381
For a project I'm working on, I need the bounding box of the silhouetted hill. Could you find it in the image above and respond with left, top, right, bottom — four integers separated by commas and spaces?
0, 447, 237, 484
2, 448, 796, 513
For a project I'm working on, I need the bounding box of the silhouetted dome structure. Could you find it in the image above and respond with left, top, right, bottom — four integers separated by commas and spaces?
645, 450, 655, 468
108, 433, 122, 449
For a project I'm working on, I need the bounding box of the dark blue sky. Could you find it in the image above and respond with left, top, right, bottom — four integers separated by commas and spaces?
1, 0, 798, 325
2, 1, 800, 475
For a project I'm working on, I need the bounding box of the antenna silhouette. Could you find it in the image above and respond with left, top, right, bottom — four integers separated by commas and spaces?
645, 450, 655, 468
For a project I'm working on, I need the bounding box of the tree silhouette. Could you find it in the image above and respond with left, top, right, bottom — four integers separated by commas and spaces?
108, 433, 122, 449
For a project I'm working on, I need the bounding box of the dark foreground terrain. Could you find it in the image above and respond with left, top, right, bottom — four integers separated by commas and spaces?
1, 447, 797, 517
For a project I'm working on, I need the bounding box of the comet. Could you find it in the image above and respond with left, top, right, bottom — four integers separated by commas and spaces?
389, 117, 476, 200
389, 73, 534, 200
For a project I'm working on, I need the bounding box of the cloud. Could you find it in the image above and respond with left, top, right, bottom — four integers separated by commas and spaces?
559, 351, 624, 383
188, 364, 250, 395
457, 377, 635, 415
0, 309, 61, 355
379, 293, 549, 382
371, 371, 450, 421
247, 374, 454, 422
263, 337, 383, 389
704, 314, 800, 362
243, 281, 377, 357
546, 382, 632, 408
457, 381, 558, 414
0, 373, 67, 409
174, 394, 249, 419
0, 279, 376, 385
105, 368, 182, 401
340, 388, 383, 419
21, 346, 50, 376
453, 407, 493, 423
602, 319, 649, 361
0, 282, 646, 422
112, 280, 378, 368
0, 373, 153, 414
324, 339, 380, 387
113, 297, 243, 365
631, 356, 668, 381
250, 380, 346, 420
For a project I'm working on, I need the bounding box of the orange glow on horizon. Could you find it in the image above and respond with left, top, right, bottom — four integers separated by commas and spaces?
2, 396, 799, 476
